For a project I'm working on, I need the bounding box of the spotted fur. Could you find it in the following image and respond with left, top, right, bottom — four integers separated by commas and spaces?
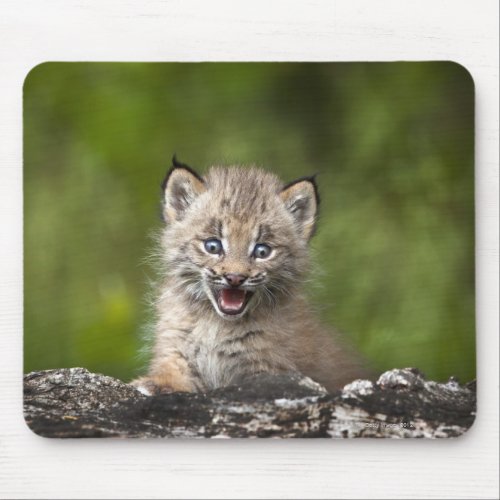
131, 162, 369, 394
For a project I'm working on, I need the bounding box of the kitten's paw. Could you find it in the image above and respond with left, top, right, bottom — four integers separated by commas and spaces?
130, 377, 174, 396
134, 383, 155, 396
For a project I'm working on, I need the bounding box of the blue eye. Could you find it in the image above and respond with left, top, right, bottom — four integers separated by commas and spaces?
253, 243, 272, 259
204, 238, 223, 255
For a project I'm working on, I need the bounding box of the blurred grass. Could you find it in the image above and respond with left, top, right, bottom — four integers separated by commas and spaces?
24, 62, 475, 382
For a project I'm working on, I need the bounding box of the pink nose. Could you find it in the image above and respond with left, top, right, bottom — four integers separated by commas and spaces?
224, 273, 247, 287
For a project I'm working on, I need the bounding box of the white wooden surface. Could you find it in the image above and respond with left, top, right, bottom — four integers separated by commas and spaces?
0, 1, 498, 498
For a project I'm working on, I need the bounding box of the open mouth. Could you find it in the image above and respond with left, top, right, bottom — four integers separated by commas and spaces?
214, 288, 254, 316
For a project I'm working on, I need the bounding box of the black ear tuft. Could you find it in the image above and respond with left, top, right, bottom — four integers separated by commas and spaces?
172, 154, 191, 169
161, 155, 205, 192
161, 157, 207, 222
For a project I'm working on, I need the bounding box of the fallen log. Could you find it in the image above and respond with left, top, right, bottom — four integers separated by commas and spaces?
23, 367, 476, 438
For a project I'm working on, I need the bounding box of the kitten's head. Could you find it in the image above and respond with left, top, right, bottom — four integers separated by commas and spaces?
160, 158, 319, 321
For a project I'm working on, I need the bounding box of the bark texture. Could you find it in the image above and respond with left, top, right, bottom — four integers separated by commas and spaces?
24, 367, 476, 438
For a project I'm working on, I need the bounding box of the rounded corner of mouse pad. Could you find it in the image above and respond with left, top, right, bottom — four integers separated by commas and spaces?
23, 61, 476, 439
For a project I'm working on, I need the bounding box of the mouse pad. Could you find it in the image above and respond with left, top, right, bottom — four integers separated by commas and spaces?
23, 62, 476, 438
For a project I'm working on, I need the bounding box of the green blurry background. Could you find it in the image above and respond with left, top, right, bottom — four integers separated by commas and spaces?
24, 62, 475, 383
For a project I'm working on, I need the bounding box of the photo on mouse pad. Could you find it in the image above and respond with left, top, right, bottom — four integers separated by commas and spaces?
23, 62, 476, 438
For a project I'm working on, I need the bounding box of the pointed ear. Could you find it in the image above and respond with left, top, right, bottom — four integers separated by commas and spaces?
279, 177, 319, 240
162, 161, 206, 222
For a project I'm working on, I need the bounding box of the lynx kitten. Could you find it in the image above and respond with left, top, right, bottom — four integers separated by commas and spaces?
132, 158, 369, 394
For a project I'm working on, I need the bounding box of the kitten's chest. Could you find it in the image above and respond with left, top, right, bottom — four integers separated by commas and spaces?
187, 322, 283, 390
189, 325, 226, 390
